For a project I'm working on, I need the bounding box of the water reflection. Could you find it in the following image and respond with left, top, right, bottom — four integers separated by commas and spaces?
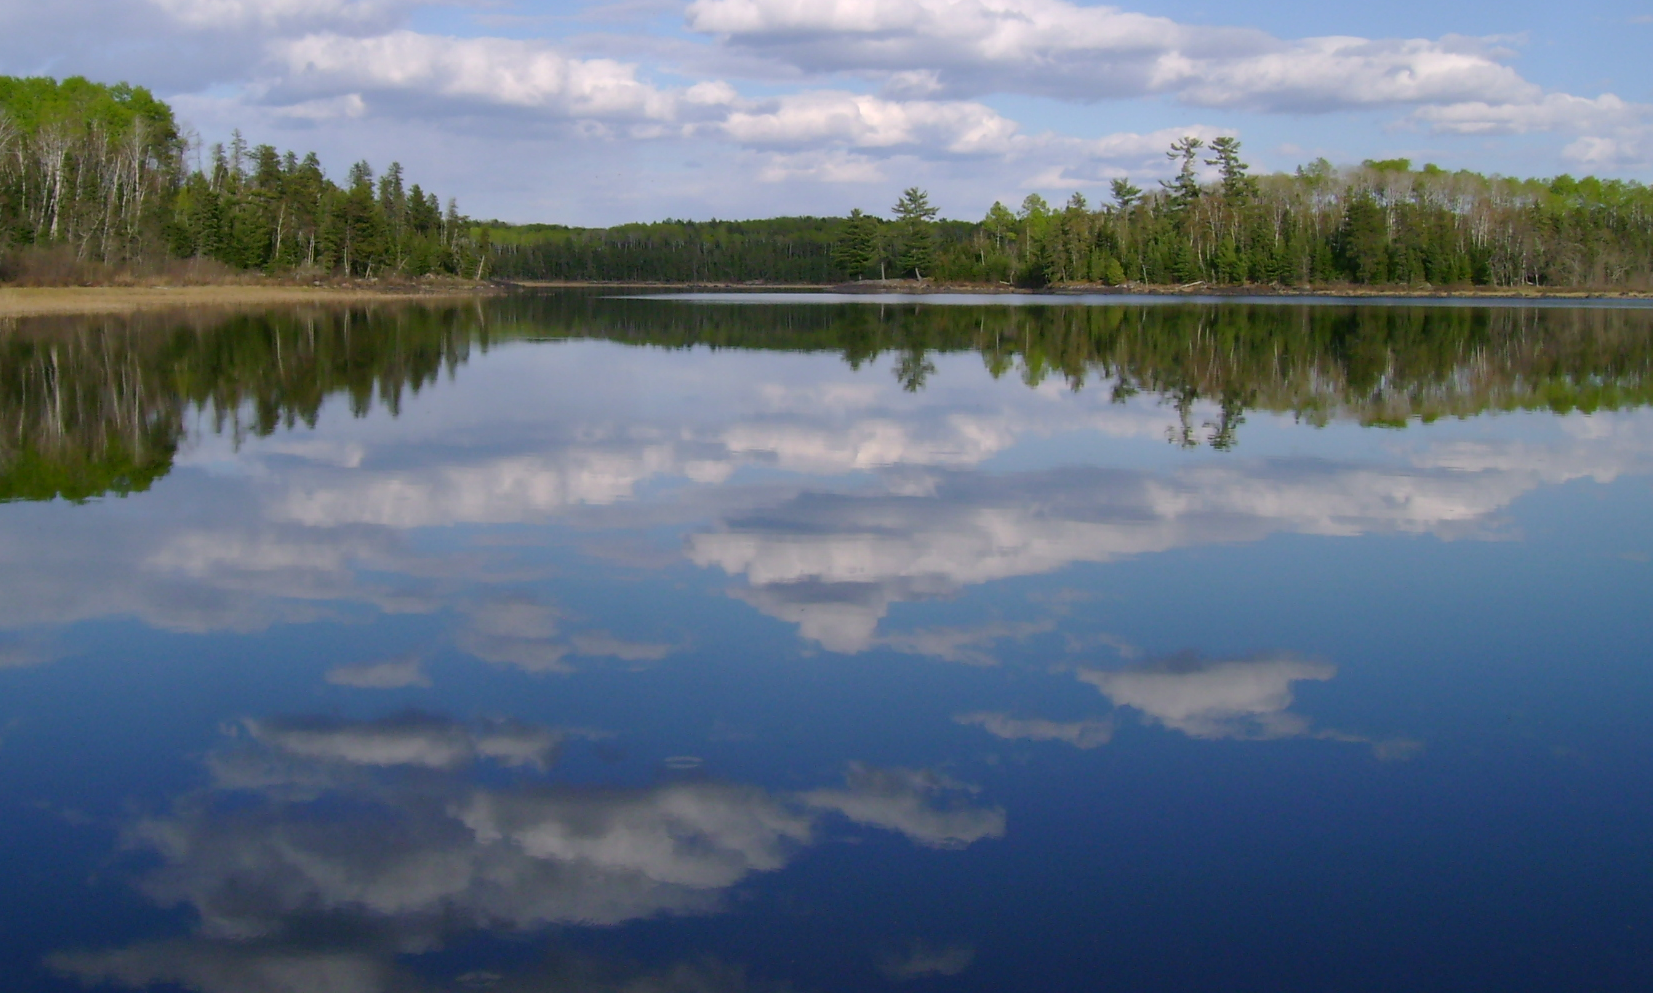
51, 710, 999, 992
2, 301, 1650, 669
6, 295, 1652, 991
6, 297, 1652, 504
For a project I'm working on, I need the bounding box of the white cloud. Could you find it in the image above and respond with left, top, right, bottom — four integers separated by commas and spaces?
275, 30, 695, 122
721, 91, 1019, 154
1414, 93, 1649, 136
801, 763, 1006, 848
458, 782, 811, 889
1080, 654, 1334, 740
150, 0, 427, 32
73, 715, 999, 974
755, 148, 887, 183
119, 718, 815, 943
686, 0, 1551, 114
1562, 134, 1653, 172
276, 448, 684, 527
455, 598, 573, 673
2, 0, 1644, 223
1078, 653, 1422, 755
954, 711, 1114, 748
690, 454, 1563, 651
51, 717, 985, 984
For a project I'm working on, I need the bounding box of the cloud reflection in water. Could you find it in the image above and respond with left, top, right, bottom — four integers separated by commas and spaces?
49, 712, 1002, 991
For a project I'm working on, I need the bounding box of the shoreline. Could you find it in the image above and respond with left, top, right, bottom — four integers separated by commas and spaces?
5, 280, 1648, 319
0, 282, 498, 319
506, 279, 1653, 301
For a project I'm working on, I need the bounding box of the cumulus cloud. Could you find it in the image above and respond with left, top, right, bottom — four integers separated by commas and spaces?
689, 454, 1561, 652
120, 718, 814, 944
1080, 653, 1335, 740
273, 30, 696, 124
255, 26, 1202, 176
275, 448, 685, 528
801, 763, 1006, 848
954, 711, 1114, 748
720, 91, 1019, 154
457, 782, 811, 890
1078, 652, 1421, 755
1414, 93, 1648, 137
2, 0, 1640, 221
686, 0, 1554, 114
48, 713, 1000, 990
455, 597, 573, 673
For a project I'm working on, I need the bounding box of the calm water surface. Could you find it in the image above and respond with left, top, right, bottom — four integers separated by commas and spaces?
3, 293, 1652, 992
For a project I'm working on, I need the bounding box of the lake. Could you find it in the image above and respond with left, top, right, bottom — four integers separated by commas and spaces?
3, 291, 1652, 992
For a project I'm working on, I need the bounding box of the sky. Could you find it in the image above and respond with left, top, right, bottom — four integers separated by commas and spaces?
3, 0, 1651, 224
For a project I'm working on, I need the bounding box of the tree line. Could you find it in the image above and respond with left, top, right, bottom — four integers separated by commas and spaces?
0, 75, 485, 280
9, 75, 1646, 290
484, 138, 1653, 290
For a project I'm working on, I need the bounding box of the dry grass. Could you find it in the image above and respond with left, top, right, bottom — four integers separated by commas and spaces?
0, 245, 498, 317
0, 284, 499, 318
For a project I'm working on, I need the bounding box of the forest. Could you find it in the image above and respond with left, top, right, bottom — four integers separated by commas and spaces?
485, 145, 1653, 290
0, 75, 485, 282
4, 75, 1652, 291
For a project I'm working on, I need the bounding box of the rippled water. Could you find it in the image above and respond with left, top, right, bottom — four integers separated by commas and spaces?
3, 293, 1652, 992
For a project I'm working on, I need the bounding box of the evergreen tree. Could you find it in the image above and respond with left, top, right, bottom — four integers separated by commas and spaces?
891, 187, 939, 279
1161, 136, 1204, 214
833, 207, 881, 278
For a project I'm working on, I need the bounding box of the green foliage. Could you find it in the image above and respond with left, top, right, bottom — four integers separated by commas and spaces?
0, 304, 492, 501
480, 138, 1653, 293
891, 186, 939, 279
924, 139, 1653, 290
1160, 136, 1205, 215
0, 75, 477, 279
833, 208, 882, 279
481, 216, 850, 283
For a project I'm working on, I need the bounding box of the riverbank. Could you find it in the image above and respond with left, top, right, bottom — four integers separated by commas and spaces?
0, 281, 498, 319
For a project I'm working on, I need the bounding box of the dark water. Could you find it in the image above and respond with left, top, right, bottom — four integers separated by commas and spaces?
3, 292, 1653, 992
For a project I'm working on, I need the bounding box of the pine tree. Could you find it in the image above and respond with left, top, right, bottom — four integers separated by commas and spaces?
891, 187, 939, 279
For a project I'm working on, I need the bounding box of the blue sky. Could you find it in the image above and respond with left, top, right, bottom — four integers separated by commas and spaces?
3, 0, 1650, 223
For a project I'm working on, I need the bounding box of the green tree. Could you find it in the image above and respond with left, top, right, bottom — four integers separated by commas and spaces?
891, 186, 939, 279
1160, 136, 1204, 213
833, 207, 881, 278
1205, 137, 1257, 205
